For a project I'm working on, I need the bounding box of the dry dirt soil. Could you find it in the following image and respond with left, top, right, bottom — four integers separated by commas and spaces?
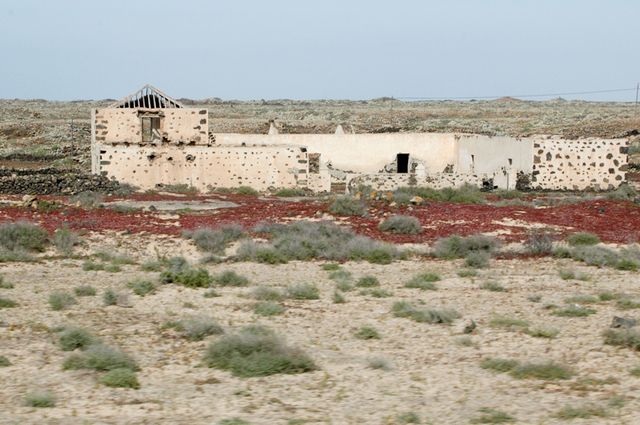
1, 232, 640, 424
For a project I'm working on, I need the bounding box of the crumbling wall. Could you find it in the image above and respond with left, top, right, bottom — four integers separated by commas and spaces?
531, 136, 628, 190
94, 108, 208, 145
346, 173, 486, 193
95, 144, 308, 191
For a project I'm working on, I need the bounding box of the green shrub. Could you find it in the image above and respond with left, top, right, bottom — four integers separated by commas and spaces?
616, 258, 639, 271
63, 344, 138, 371
378, 215, 421, 234
465, 251, 491, 268
24, 390, 55, 408
329, 269, 352, 283
235, 186, 259, 196
396, 412, 421, 424
564, 294, 598, 304
367, 288, 392, 298
274, 188, 306, 197
74, 285, 96, 296
555, 404, 608, 420
567, 232, 600, 246
558, 268, 590, 281
254, 302, 285, 316
329, 195, 367, 216
166, 316, 224, 341
286, 283, 320, 300
481, 281, 505, 292
524, 326, 559, 339
603, 328, 640, 350
457, 269, 478, 277
0, 221, 48, 252
606, 183, 637, 200
94, 250, 135, 265
0, 297, 17, 308
598, 291, 622, 301
571, 245, 620, 267
203, 325, 316, 377
321, 263, 341, 271
82, 260, 104, 271
523, 229, 555, 254
203, 289, 220, 298
488, 316, 529, 330
470, 407, 515, 424
250, 286, 284, 301
630, 366, 640, 377
509, 361, 574, 380
58, 327, 98, 351
218, 419, 250, 425
480, 358, 519, 373
392, 301, 460, 324
183, 225, 245, 254
434, 234, 500, 259
354, 325, 381, 340
161, 266, 212, 288
99, 368, 140, 389
616, 297, 640, 310
0, 276, 12, 289
140, 259, 164, 272
395, 184, 484, 204
48, 291, 77, 311
332, 291, 346, 303
553, 305, 596, 317
53, 227, 80, 256
127, 279, 156, 296
213, 270, 249, 287
405, 273, 440, 290
0, 355, 11, 367
102, 289, 120, 306
356, 276, 380, 288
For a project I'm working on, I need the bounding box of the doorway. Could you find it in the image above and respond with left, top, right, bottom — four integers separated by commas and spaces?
396, 153, 409, 173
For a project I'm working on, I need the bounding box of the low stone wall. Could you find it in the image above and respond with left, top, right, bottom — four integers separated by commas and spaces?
0, 168, 121, 195
346, 172, 485, 193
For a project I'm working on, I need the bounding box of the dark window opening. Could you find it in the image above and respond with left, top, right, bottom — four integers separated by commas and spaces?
141, 116, 161, 143
396, 153, 409, 173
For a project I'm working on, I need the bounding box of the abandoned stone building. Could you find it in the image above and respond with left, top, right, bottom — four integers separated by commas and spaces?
92, 85, 629, 193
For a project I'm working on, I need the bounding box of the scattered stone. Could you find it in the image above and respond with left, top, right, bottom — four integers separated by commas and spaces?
409, 196, 424, 205
463, 320, 477, 334
610, 316, 637, 329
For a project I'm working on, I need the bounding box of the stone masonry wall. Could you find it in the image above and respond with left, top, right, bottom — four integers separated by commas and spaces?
94, 108, 209, 145
346, 172, 486, 193
532, 137, 628, 190
95, 144, 309, 191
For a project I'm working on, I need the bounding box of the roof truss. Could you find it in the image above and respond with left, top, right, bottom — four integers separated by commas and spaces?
109, 84, 184, 109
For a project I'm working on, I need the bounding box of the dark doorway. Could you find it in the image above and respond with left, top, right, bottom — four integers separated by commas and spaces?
396, 153, 409, 173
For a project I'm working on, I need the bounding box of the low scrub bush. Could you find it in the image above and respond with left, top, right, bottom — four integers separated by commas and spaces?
63, 344, 139, 371
203, 325, 316, 377
567, 232, 600, 246
558, 268, 590, 281
405, 272, 440, 290
481, 357, 573, 380
0, 355, 10, 367
0, 276, 12, 289
99, 368, 140, 389
570, 245, 620, 268
524, 326, 559, 339
235, 186, 259, 196
128, 279, 156, 296
0, 297, 18, 308
395, 184, 484, 204
213, 270, 249, 287
160, 264, 213, 288
250, 286, 284, 301
555, 404, 608, 420
606, 183, 637, 200
321, 263, 341, 271
378, 215, 422, 234
165, 316, 224, 341
392, 301, 460, 324
616, 297, 640, 310
254, 301, 285, 316
470, 407, 515, 424
523, 229, 555, 254
457, 268, 478, 277
48, 291, 77, 311
71, 191, 104, 208
480, 358, 520, 373
183, 225, 245, 254
488, 316, 529, 330
396, 412, 421, 424
274, 188, 306, 197
94, 250, 135, 265
286, 283, 320, 300
356, 276, 379, 288
328, 195, 367, 216
333, 290, 346, 303
53, 227, 80, 256
24, 390, 56, 408
74, 285, 96, 296
102, 289, 119, 306
0, 221, 48, 253
367, 288, 392, 298
481, 281, 505, 292
603, 328, 640, 350
367, 356, 391, 370
434, 234, 500, 259
354, 325, 381, 340
553, 305, 596, 317
58, 326, 98, 351
564, 294, 599, 304
465, 251, 491, 268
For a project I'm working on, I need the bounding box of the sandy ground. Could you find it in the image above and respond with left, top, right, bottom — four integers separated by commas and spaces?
1, 235, 640, 424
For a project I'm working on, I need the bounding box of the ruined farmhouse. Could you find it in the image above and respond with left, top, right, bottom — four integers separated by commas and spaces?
91, 85, 629, 193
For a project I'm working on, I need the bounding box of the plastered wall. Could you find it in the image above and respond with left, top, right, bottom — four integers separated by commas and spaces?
531, 136, 628, 190
94, 108, 209, 145
95, 144, 310, 191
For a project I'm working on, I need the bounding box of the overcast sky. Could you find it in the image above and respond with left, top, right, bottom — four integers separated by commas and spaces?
0, 0, 638, 101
